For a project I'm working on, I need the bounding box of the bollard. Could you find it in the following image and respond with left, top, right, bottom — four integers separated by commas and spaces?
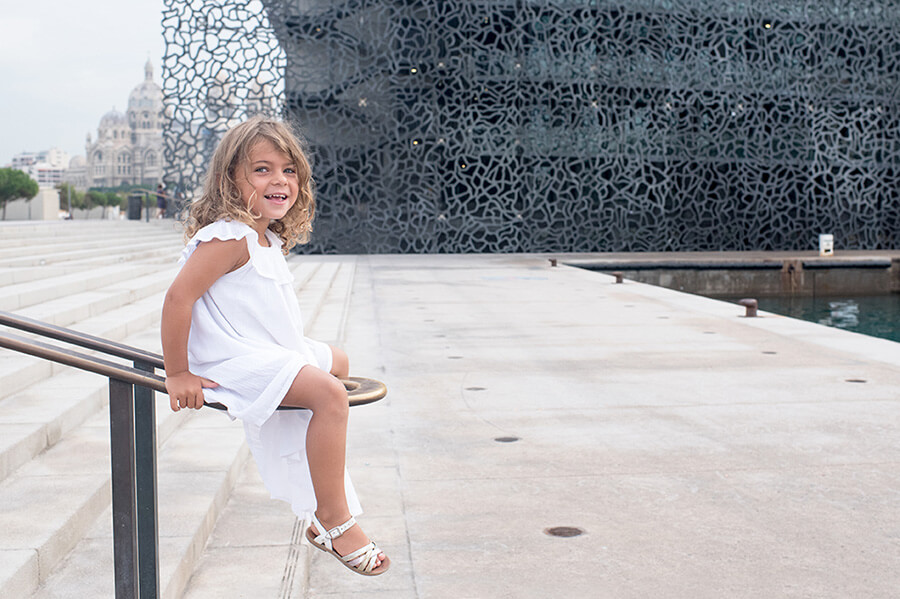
738, 298, 758, 317
549, 258, 557, 267
613, 271, 624, 284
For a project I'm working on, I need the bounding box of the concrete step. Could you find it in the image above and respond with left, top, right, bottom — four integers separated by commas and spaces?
0, 244, 179, 483
0, 370, 107, 484
4, 402, 246, 599
0, 313, 184, 599
0, 320, 183, 489
303, 258, 357, 345
0, 294, 194, 599
0, 272, 176, 400
0, 290, 185, 472
0, 262, 161, 312
19, 270, 175, 331
0, 223, 123, 246
0, 221, 180, 244
0, 223, 179, 252
0, 265, 81, 288
181, 459, 306, 599
0, 237, 182, 268
0, 431, 110, 598
0, 244, 182, 285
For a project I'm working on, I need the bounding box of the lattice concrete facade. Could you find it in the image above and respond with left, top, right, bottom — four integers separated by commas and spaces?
163, 1, 900, 253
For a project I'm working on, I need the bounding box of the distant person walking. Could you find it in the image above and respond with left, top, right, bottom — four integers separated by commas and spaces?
155, 184, 167, 218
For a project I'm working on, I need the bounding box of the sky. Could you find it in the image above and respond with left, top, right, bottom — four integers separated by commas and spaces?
0, 0, 166, 164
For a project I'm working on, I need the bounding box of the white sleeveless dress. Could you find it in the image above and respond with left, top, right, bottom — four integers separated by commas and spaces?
178, 219, 361, 519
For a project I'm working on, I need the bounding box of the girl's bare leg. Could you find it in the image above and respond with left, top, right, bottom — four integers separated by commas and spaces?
281, 360, 384, 567
329, 346, 349, 379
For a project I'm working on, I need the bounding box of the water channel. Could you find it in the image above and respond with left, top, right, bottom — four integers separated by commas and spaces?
726, 294, 900, 343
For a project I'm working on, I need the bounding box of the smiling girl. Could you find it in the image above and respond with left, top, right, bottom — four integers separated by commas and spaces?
161, 116, 389, 576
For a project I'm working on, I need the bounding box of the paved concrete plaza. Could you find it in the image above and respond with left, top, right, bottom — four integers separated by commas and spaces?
293, 253, 900, 599
1, 222, 898, 598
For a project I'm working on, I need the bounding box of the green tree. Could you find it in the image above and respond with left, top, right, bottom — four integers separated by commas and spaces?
103, 191, 122, 219
0, 168, 39, 220
79, 189, 124, 219
84, 190, 104, 216
55, 183, 84, 217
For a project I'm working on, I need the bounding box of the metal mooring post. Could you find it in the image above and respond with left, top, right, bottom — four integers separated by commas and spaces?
109, 379, 139, 598
133, 360, 160, 599
738, 298, 759, 317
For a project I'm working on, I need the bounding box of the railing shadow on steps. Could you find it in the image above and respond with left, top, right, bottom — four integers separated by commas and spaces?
0, 309, 386, 599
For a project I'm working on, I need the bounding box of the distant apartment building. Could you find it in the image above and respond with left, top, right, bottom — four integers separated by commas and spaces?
9, 148, 70, 188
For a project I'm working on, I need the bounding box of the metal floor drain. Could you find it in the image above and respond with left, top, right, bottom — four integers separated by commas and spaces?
845, 378, 867, 383
544, 526, 584, 538
494, 436, 520, 443
466, 386, 486, 391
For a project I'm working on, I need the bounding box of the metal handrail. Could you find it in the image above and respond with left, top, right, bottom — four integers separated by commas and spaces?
0, 330, 167, 391
0, 310, 386, 407
0, 310, 164, 367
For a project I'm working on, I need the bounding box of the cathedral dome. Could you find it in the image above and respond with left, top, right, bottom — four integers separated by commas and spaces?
128, 59, 163, 128
99, 108, 127, 128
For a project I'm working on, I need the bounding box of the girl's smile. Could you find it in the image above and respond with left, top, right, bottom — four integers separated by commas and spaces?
237, 139, 299, 234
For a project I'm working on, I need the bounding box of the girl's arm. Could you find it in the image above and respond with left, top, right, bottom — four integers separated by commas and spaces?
162, 238, 248, 411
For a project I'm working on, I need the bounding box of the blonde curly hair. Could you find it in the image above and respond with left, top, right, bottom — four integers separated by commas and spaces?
183, 115, 316, 253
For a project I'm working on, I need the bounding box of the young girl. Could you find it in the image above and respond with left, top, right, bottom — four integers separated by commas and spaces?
161, 115, 389, 576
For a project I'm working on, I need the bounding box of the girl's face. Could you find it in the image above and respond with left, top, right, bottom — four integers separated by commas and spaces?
237, 139, 299, 227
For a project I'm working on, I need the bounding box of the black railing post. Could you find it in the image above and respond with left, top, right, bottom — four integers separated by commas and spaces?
134, 360, 160, 599
109, 378, 139, 599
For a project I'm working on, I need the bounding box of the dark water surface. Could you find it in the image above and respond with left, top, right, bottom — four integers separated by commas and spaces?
728, 295, 900, 343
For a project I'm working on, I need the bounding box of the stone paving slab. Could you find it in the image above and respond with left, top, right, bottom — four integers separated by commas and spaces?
0, 549, 38, 598
181, 462, 307, 599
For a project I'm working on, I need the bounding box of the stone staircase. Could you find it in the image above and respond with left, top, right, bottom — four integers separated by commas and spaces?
0, 221, 357, 598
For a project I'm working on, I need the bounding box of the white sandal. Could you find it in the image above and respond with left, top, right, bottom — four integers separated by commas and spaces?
306, 513, 390, 576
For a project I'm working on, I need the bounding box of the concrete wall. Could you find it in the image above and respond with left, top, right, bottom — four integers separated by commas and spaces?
613, 264, 900, 298
70, 206, 121, 220
2, 189, 59, 221
0, 191, 126, 221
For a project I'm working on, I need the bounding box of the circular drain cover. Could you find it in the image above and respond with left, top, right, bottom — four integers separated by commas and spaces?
494, 436, 520, 443
544, 526, 584, 538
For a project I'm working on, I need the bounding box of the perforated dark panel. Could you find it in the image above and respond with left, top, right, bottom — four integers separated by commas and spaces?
163, 1, 900, 253
161, 0, 285, 194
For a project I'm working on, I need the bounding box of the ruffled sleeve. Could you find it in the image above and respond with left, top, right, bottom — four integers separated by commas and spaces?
179, 220, 293, 284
